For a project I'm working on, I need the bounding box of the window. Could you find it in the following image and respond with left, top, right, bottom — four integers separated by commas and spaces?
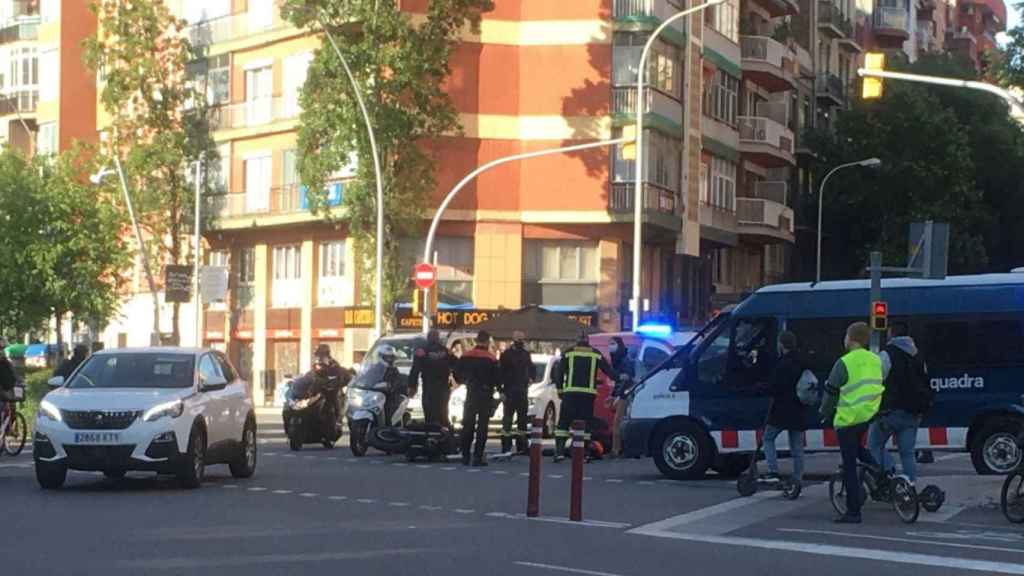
649, 46, 681, 98
245, 65, 273, 125
786, 317, 865, 376
214, 352, 237, 382
181, 0, 231, 23
40, 0, 60, 22
700, 162, 709, 204
320, 241, 345, 278
208, 250, 229, 268
244, 154, 271, 212
283, 52, 312, 117
248, 0, 275, 31
272, 245, 301, 280
283, 149, 298, 187
199, 354, 224, 385
398, 237, 475, 305
706, 0, 738, 43
39, 49, 57, 102
709, 156, 736, 211
728, 317, 777, 390
206, 54, 230, 106
612, 129, 681, 192
703, 70, 739, 126
640, 346, 670, 378
697, 325, 731, 386
974, 320, 1024, 365
525, 242, 598, 282
37, 121, 56, 156
238, 247, 255, 284
211, 143, 230, 194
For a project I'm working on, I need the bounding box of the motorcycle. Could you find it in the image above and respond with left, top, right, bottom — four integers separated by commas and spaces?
283, 373, 344, 451
346, 363, 410, 457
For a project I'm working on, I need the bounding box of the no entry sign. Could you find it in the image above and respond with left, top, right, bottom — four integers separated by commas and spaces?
413, 263, 436, 289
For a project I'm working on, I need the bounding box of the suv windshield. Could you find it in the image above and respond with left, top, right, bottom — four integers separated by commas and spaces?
67, 353, 195, 389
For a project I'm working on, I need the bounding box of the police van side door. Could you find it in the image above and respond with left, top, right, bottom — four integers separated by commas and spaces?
694, 316, 776, 433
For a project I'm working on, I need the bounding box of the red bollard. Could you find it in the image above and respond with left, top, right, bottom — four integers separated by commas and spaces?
570, 419, 585, 522
527, 417, 542, 518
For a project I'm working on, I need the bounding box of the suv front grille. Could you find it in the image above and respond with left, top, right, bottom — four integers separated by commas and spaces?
61, 410, 141, 430
63, 445, 136, 470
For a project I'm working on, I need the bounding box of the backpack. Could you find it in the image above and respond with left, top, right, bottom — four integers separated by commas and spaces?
902, 350, 934, 416
796, 369, 820, 407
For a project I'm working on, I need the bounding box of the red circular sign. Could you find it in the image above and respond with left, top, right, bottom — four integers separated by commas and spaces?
413, 263, 437, 289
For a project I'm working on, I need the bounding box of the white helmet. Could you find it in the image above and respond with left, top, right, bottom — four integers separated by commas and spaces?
377, 344, 396, 364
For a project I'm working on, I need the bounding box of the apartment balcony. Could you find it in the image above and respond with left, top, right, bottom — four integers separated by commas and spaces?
185, 11, 289, 49
0, 18, 38, 44
9, 0, 39, 19
612, 0, 687, 39
209, 97, 300, 132
815, 73, 846, 107
0, 89, 38, 115
206, 185, 307, 220
874, 7, 910, 42
817, 2, 850, 39
748, 180, 788, 205
608, 181, 682, 233
736, 197, 795, 244
699, 203, 739, 247
610, 86, 683, 126
738, 116, 795, 168
741, 36, 797, 93
749, 0, 800, 18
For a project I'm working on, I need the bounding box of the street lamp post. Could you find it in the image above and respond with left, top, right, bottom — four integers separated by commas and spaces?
92, 158, 162, 346
631, 0, 724, 331
192, 157, 203, 348
318, 16, 385, 341
816, 157, 882, 283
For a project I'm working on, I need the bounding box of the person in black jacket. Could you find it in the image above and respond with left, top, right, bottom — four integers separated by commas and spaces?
409, 330, 456, 428
554, 333, 616, 462
607, 336, 635, 458
454, 331, 502, 466
499, 330, 536, 454
763, 330, 806, 482
868, 322, 928, 483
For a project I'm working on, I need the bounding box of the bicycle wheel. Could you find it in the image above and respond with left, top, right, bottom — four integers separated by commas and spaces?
829, 471, 868, 516
1001, 470, 1024, 524
3, 412, 26, 456
891, 476, 920, 524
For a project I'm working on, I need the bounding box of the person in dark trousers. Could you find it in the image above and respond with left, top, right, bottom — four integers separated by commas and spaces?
608, 336, 635, 458
868, 322, 929, 484
54, 344, 88, 381
409, 330, 456, 428
763, 331, 806, 483
554, 332, 616, 463
499, 330, 536, 454
821, 322, 884, 524
454, 331, 501, 466
312, 344, 348, 425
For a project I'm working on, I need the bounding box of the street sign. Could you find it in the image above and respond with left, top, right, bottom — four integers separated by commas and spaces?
413, 263, 436, 289
200, 266, 229, 302
164, 265, 192, 303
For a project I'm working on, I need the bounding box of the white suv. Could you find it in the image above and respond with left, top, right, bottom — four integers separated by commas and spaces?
34, 348, 256, 489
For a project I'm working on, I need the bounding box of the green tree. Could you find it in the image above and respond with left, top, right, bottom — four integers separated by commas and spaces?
84, 0, 218, 344
0, 147, 131, 349
804, 55, 993, 279
281, 0, 493, 325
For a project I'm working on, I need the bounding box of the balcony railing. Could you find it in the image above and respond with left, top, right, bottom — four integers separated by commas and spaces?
611, 87, 653, 115
740, 36, 793, 70
209, 96, 300, 131
609, 182, 678, 215
738, 116, 794, 154
737, 198, 794, 232
816, 73, 846, 103
186, 11, 283, 48
10, 0, 39, 19
745, 181, 788, 205
614, 0, 654, 19
818, 3, 854, 37
0, 89, 38, 114
875, 7, 908, 31
0, 19, 37, 44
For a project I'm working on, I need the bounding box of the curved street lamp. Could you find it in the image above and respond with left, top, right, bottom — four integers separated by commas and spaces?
816, 157, 882, 283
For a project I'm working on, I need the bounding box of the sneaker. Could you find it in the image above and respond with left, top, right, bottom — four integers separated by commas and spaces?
471, 458, 488, 467
833, 515, 862, 524
760, 473, 781, 484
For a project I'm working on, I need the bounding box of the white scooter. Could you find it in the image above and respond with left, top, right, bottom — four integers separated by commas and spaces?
345, 362, 410, 457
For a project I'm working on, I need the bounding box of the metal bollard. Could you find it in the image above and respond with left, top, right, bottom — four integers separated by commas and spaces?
527, 417, 542, 518
569, 419, 585, 522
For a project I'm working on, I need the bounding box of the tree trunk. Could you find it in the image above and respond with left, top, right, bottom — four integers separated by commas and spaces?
54, 308, 64, 368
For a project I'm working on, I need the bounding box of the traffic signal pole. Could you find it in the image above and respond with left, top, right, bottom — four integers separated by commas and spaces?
857, 67, 1024, 118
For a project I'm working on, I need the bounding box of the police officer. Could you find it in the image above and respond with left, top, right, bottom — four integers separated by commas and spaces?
553, 332, 616, 463
409, 329, 456, 428
454, 331, 502, 466
820, 322, 884, 524
499, 330, 536, 454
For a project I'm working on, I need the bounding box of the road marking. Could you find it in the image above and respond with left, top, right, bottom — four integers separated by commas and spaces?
514, 561, 625, 576
919, 503, 967, 524
583, 477, 592, 481
328, 496, 347, 501
416, 465, 431, 469
120, 548, 433, 569
936, 453, 968, 462
519, 472, 530, 477
392, 463, 408, 467
637, 481, 654, 486
299, 492, 318, 498
222, 484, 239, 489
0, 463, 31, 469
327, 457, 337, 461
487, 512, 631, 529
356, 498, 377, 504
272, 489, 293, 495
283, 454, 296, 458
248, 487, 267, 492
419, 505, 444, 511
303, 455, 315, 460
628, 492, 777, 535
905, 528, 1024, 545
605, 479, 623, 484
548, 474, 564, 479
263, 452, 277, 456
442, 467, 457, 471
493, 471, 509, 475
370, 460, 384, 465
467, 469, 481, 473
454, 509, 476, 514
389, 502, 411, 507
347, 458, 361, 463
779, 528, 1024, 555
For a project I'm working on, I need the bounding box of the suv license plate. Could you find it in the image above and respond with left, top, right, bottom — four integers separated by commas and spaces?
73, 432, 121, 444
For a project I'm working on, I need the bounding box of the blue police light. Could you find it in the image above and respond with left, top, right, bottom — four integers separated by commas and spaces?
636, 323, 673, 337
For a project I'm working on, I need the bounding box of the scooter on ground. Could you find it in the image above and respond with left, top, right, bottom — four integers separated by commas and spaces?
283, 374, 344, 451
346, 362, 410, 457
736, 425, 802, 500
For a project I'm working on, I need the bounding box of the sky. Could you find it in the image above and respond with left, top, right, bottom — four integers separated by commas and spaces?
1011, 4, 1021, 31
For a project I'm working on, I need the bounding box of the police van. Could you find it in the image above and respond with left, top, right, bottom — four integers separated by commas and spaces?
621, 273, 1024, 479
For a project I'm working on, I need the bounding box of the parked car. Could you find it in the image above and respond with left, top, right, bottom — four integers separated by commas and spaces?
526, 354, 559, 437
34, 347, 257, 489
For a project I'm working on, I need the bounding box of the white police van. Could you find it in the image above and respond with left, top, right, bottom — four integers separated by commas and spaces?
621, 274, 1024, 479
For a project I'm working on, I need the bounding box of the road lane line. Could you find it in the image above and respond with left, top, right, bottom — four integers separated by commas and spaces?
441, 467, 457, 471
222, 485, 239, 489
936, 453, 968, 462
493, 471, 508, 475
627, 492, 776, 534
419, 505, 443, 511
514, 561, 626, 576
416, 465, 431, 469
488, 512, 631, 529
272, 490, 293, 495
356, 498, 377, 504
919, 503, 967, 524
299, 492, 318, 498
454, 509, 475, 514
548, 475, 564, 479
328, 496, 347, 501
248, 487, 267, 492
389, 502, 411, 507
605, 479, 623, 483
778, 528, 1024, 555
120, 548, 433, 569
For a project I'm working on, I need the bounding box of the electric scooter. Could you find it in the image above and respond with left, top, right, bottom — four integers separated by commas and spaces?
736, 424, 802, 500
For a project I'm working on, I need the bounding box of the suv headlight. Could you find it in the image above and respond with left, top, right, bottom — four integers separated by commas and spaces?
38, 400, 62, 422
143, 399, 185, 422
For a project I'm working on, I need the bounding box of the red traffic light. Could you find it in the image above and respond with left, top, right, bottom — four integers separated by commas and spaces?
872, 301, 887, 316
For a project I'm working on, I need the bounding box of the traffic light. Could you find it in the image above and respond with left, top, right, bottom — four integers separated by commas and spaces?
412, 288, 422, 317
862, 52, 885, 100
427, 287, 439, 317
871, 301, 888, 331
621, 124, 637, 160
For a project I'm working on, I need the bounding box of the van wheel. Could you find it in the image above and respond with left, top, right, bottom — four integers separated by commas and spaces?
653, 421, 713, 480
972, 418, 1023, 475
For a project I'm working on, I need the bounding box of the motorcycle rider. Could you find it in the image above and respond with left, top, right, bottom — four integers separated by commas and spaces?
313, 344, 348, 424
454, 330, 502, 467
408, 329, 455, 428
554, 331, 616, 463
499, 330, 535, 454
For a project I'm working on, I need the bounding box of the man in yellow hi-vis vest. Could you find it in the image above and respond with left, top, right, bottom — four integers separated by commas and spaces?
553, 333, 616, 463
820, 322, 884, 524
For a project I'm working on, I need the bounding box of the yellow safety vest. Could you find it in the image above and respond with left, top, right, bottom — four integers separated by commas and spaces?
563, 348, 600, 395
834, 348, 884, 428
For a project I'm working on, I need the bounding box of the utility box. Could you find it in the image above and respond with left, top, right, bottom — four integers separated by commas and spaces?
909, 222, 949, 279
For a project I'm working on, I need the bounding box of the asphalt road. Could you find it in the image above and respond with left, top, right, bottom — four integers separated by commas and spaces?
2, 412, 1022, 576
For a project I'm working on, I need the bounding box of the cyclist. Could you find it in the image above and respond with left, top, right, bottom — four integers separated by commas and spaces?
0, 341, 17, 434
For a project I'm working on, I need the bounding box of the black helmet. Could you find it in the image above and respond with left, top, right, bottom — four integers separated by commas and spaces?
314, 343, 332, 358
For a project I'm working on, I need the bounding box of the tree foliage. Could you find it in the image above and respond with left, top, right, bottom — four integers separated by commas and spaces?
802, 54, 1021, 280
83, 0, 218, 343
0, 147, 130, 340
282, 0, 493, 322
